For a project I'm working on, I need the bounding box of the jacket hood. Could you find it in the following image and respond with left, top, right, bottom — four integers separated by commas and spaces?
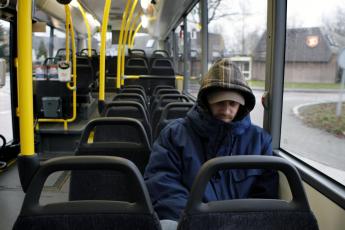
197, 58, 256, 121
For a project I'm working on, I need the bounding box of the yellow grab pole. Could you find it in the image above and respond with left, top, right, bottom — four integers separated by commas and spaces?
121, 0, 138, 85
65, 10, 70, 62
38, 6, 77, 130
77, 1, 92, 57
99, 0, 112, 102
117, 0, 132, 89
17, 0, 35, 155
131, 23, 142, 47
128, 11, 141, 49
66, 6, 77, 124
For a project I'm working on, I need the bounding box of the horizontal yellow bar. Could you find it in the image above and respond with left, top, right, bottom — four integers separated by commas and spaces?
124, 75, 140, 79
176, 76, 184, 80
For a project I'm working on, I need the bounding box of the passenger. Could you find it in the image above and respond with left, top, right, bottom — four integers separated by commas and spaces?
144, 58, 279, 228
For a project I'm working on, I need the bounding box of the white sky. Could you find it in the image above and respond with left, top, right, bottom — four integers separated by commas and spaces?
206, 0, 345, 51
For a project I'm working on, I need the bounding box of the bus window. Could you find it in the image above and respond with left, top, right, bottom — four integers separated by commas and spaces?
32, 26, 51, 65
0, 20, 12, 142
186, 2, 202, 96
208, 0, 267, 127
175, 21, 184, 76
53, 29, 66, 57
281, 0, 345, 185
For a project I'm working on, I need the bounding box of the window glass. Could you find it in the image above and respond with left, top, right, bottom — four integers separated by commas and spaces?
0, 20, 12, 142
207, 0, 267, 127
33, 26, 51, 64
175, 21, 184, 76
282, 0, 345, 184
53, 29, 66, 57
186, 2, 202, 95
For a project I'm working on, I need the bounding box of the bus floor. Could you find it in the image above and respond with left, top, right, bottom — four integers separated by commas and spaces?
0, 163, 70, 230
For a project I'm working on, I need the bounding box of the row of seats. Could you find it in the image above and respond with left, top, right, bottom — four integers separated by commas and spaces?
109, 84, 193, 143
13, 155, 319, 230
106, 49, 175, 77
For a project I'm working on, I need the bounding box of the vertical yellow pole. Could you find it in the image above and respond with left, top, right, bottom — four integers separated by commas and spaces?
99, 0, 112, 102
117, 0, 132, 89
66, 5, 77, 127
121, 0, 138, 85
17, 0, 34, 155
128, 12, 141, 49
77, 1, 92, 57
131, 23, 142, 47
65, 12, 70, 62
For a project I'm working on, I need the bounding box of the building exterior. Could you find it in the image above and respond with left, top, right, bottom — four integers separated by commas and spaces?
252, 27, 338, 83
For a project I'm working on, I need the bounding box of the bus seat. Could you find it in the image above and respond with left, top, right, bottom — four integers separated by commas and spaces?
124, 84, 146, 91
154, 102, 193, 140
125, 57, 149, 75
150, 58, 175, 76
106, 56, 117, 77
76, 64, 94, 104
177, 156, 319, 230
150, 88, 180, 110
151, 85, 174, 97
120, 88, 148, 102
151, 94, 190, 132
129, 48, 147, 58
13, 156, 161, 230
70, 118, 151, 201
113, 93, 149, 113
104, 101, 152, 144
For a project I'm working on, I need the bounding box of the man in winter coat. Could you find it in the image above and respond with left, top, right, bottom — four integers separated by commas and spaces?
144, 58, 279, 226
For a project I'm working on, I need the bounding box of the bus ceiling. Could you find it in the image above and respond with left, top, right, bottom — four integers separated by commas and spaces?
32, 0, 198, 40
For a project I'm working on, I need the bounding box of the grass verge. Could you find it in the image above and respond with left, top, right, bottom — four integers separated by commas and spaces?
298, 102, 345, 138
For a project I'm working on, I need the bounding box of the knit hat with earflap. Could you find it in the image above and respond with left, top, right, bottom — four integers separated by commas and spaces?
197, 58, 256, 121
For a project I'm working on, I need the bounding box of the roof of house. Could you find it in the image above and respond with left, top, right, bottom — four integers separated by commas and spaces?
254, 27, 333, 62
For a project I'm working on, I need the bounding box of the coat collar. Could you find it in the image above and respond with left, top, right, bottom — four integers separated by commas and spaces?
186, 105, 251, 138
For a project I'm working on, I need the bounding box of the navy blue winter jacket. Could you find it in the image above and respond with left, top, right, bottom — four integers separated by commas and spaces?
144, 105, 279, 221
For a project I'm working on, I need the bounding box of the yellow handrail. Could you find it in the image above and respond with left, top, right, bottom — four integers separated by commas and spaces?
37, 5, 77, 130
128, 11, 141, 49
116, 0, 132, 89
77, 0, 92, 57
65, 10, 70, 63
99, 0, 112, 102
17, 0, 35, 155
121, 0, 139, 85
131, 23, 142, 47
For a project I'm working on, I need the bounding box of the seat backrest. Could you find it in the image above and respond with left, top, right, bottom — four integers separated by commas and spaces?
129, 49, 147, 58
124, 84, 145, 91
76, 64, 94, 95
154, 102, 194, 139
120, 88, 148, 102
113, 93, 148, 112
150, 58, 175, 76
13, 156, 161, 230
70, 118, 151, 201
125, 57, 149, 75
152, 85, 174, 96
106, 56, 117, 76
150, 88, 180, 110
104, 101, 152, 144
177, 156, 319, 230
151, 94, 190, 131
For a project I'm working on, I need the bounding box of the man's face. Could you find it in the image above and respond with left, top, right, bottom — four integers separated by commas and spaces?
209, 100, 240, 123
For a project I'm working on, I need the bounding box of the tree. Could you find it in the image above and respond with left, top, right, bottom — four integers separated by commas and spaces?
323, 7, 345, 37
37, 40, 47, 60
